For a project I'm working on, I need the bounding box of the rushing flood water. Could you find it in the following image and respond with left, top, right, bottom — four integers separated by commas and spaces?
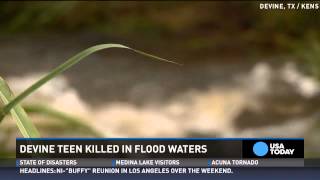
0, 35, 319, 156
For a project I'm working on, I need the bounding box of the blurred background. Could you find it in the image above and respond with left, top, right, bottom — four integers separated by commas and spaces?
0, 1, 319, 157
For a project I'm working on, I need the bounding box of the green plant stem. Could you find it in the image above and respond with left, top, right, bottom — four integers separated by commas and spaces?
0, 44, 180, 122
0, 77, 40, 137
0, 109, 4, 122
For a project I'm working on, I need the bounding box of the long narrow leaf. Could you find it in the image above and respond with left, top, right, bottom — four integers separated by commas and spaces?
24, 104, 104, 137
0, 44, 180, 121
0, 77, 40, 137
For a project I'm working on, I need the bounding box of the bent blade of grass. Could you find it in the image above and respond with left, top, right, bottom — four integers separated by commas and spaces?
0, 44, 180, 121
24, 104, 104, 138
0, 77, 40, 138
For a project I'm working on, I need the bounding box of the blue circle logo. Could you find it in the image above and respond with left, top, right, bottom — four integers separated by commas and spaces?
253, 142, 268, 157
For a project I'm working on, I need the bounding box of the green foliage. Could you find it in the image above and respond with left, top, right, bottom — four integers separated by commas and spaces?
0, 77, 40, 138
303, 41, 320, 80
0, 44, 179, 137
1, 2, 319, 40
1, 2, 320, 60
0, 2, 76, 32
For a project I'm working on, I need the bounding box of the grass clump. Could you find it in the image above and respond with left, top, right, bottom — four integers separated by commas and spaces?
0, 43, 179, 138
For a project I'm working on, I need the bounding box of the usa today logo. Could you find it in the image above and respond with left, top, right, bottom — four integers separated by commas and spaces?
253, 141, 295, 157
253, 142, 268, 156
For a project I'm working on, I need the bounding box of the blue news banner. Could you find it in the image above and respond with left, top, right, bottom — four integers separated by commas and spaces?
2, 138, 319, 179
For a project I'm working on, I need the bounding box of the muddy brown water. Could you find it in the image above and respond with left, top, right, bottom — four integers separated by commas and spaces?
0, 34, 319, 156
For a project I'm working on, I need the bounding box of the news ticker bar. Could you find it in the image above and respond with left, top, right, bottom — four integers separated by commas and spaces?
14, 138, 305, 168
1, 159, 319, 168
16, 158, 304, 167
16, 138, 304, 159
